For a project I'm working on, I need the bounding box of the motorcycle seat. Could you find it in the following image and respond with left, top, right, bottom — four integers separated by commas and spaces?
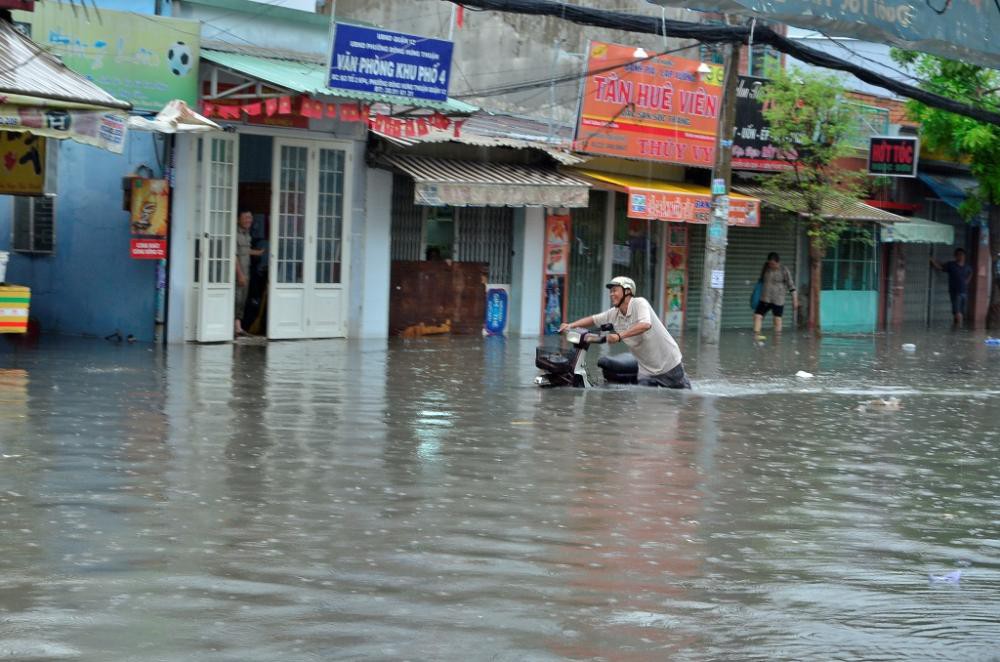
598, 353, 638, 383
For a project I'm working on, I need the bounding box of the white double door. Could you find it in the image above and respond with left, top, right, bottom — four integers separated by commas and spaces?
194, 134, 351, 342
268, 138, 350, 339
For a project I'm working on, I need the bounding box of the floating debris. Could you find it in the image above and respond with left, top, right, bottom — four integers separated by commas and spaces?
858, 397, 902, 412
928, 570, 962, 584
901, 343, 916, 352
795, 370, 814, 379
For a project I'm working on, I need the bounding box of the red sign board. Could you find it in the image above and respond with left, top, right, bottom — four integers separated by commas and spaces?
868, 136, 919, 178
574, 42, 723, 167
130, 238, 166, 259
627, 189, 760, 227
0, 1, 35, 10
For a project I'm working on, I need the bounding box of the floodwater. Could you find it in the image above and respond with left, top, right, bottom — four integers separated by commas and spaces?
1, 328, 999, 661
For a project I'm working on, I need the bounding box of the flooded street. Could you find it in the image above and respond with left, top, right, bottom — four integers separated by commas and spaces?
1, 329, 999, 661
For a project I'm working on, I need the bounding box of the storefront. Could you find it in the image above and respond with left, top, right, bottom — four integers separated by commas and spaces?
166, 46, 475, 343
566, 169, 763, 335
0, 17, 133, 339
735, 183, 912, 333
377, 152, 590, 337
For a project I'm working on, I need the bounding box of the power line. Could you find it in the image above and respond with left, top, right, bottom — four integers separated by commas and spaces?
451, 0, 1000, 126
454, 43, 695, 99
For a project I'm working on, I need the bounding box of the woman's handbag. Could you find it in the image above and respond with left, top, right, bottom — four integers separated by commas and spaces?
750, 280, 763, 310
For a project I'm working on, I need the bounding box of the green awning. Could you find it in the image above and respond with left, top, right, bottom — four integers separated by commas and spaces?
879, 217, 955, 244
201, 49, 476, 115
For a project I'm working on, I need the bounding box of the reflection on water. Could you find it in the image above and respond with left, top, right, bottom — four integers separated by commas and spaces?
0, 330, 998, 660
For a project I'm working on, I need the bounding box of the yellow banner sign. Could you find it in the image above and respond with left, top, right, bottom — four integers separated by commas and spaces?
0, 130, 46, 195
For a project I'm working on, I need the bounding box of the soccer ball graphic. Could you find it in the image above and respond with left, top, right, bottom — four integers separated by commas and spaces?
167, 41, 192, 77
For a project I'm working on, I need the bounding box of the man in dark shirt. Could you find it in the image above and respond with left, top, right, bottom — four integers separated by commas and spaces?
931, 248, 973, 326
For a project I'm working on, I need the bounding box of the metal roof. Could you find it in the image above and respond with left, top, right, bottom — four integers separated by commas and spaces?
380, 154, 591, 208
733, 184, 909, 223
385, 154, 589, 187
201, 47, 476, 115
372, 111, 583, 165
0, 20, 131, 110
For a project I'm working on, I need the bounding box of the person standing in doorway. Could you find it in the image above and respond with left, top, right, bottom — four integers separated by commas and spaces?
753, 252, 798, 338
235, 210, 263, 336
931, 248, 973, 326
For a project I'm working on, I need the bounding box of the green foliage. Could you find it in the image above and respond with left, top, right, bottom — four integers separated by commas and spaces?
889, 48, 1000, 219
757, 67, 866, 250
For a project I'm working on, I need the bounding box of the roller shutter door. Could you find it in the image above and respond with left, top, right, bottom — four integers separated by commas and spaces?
686, 213, 800, 330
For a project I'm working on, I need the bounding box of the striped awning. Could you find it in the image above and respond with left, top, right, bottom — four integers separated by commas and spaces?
733, 184, 909, 223
380, 155, 591, 208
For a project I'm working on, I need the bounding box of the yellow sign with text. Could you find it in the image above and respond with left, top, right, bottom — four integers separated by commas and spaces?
0, 131, 46, 195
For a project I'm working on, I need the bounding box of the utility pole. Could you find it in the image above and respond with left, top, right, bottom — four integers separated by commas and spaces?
699, 39, 741, 345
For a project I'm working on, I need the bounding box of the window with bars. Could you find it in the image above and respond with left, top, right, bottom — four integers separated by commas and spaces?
12, 195, 55, 254
822, 228, 877, 291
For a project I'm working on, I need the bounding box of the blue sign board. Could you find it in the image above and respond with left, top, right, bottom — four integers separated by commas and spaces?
329, 23, 453, 103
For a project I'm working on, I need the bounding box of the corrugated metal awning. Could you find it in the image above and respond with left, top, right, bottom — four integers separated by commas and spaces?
734, 184, 909, 223
201, 48, 476, 115
0, 20, 130, 110
573, 170, 762, 227
371, 111, 583, 165
381, 155, 591, 208
879, 217, 954, 244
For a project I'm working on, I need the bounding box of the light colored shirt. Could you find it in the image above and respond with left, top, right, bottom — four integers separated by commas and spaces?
592, 297, 682, 378
761, 265, 795, 306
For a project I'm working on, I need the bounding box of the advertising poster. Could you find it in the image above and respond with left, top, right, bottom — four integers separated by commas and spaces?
543, 275, 566, 336
542, 213, 571, 334
663, 224, 688, 335
17, 3, 200, 110
574, 42, 723, 167
0, 130, 45, 195
129, 179, 169, 260
545, 213, 570, 274
0, 105, 127, 154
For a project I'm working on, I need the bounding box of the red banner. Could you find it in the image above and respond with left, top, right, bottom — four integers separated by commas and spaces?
575, 42, 723, 167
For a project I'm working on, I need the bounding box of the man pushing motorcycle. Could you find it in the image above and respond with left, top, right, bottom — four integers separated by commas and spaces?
559, 276, 691, 389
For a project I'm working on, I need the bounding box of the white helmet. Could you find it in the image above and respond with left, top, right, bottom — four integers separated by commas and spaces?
606, 276, 636, 296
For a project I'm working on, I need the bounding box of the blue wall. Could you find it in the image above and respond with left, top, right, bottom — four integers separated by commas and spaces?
0, 0, 169, 342
0, 132, 165, 341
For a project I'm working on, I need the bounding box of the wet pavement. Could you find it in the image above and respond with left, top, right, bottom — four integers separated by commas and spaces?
1, 327, 999, 661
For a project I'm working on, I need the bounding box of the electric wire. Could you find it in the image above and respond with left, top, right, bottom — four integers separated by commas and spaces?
451, 0, 1000, 126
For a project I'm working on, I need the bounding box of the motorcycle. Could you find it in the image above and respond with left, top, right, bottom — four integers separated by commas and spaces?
534, 324, 639, 388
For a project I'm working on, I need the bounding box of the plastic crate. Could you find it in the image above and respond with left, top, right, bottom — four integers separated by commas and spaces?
0, 285, 30, 334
